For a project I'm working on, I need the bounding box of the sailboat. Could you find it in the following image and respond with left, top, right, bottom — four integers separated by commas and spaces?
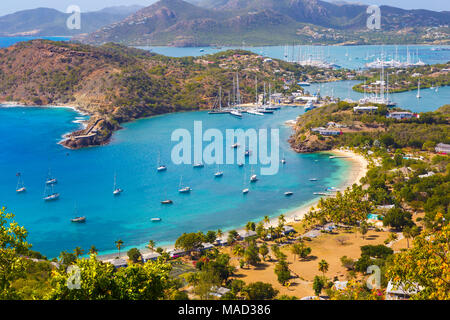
43, 183, 59, 201
193, 163, 204, 168
281, 153, 286, 164
161, 191, 173, 204
46, 168, 57, 185
113, 173, 123, 195
178, 176, 192, 193
214, 165, 223, 177
416, 80, 422, 99
16, 172, 26, 193
157, 152, 167, 172
71, 204, 86, 223
250, 166, 258, 183
242, 168, 249, 194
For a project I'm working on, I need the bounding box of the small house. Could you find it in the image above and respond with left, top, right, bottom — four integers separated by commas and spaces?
238, 230, 257, 240
386, 281, 422, 300
435, 143, 450, 155
106, 258, 128, 268
142, 252, 161, 263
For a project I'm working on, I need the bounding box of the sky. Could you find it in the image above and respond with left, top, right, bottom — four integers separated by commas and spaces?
0, 0, 448, 15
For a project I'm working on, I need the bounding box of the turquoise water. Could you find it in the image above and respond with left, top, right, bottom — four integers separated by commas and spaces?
0, 106, 351, 257
0, 38, 447, 258
138, 45, 450, 70
0, 37, 71, 48
306, 80, 450, 113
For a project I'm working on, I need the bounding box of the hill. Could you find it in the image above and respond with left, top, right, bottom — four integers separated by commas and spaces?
0, 40, 342, 149
0, 6, 144, 37
78, 0, 450, 46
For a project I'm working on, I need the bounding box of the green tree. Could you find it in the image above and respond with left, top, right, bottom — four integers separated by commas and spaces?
73, 247, 84, 259
386, 224, 450, 300
383, 207, 414, 230
259, 243, 269, 261
146, 240, 156, 252
313, 276, 325, 297
48, 255, 174, 300
242, 282, 279, 300
274, 260, 291, 285
88, 245, 98, 255
115, 239, 124, 258
175, 232, 204, 253
360, 221, 369, 240
0, 207, 30, 299
243, 244, 261, 267
127, 248, 142, 263
318, 259, 329, 277
227, 230, 239, 245
205, 231, 217, 244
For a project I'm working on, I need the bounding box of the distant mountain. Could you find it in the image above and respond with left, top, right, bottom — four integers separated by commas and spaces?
78, 0, 450, 46
0, 6, 144, 37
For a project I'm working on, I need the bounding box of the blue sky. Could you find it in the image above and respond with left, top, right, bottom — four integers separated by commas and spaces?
0, 0, 448, 15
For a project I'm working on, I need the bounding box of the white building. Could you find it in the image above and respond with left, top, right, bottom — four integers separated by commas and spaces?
436, 143, 450, 154
353, 106, 378, 113
386, 281, 422, 300
142, 252, 161, 263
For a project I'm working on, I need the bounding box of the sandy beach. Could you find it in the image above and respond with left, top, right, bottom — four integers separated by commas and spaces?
98, 148, 369, 261
267, 148, 369, 227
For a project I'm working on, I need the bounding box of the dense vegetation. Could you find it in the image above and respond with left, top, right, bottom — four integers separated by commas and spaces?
291, 102, 450, 153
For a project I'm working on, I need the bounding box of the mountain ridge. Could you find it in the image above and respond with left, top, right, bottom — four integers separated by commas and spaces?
78, 0, 450, 46
0, 5, 144, 36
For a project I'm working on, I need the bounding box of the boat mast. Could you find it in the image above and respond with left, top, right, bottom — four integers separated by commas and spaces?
219, 86, 222, 111
255, 77, 258, 107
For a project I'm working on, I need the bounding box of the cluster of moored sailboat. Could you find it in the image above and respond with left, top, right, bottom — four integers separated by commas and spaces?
209, 76, 282, 117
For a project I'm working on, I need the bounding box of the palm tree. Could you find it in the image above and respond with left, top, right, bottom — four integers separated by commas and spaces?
318, 259, 329, 277
278, 214, 286, 227
217, 229, 223, 239
268, 226, 275, 240
263, 216, 270, 227
73, 246, 84, 259
88, 245, 98, 255
232, 244, 244, 258
403, 226, 412, 248
115, 239, 124, 258
147, 240, 156, 252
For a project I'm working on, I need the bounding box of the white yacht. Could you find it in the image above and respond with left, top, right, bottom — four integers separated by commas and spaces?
113, 173, 123, 195
247, 109, 264, 116
16, 173, 26, 193
416, 80, 422, 99
230, 110, 243, 118
178, 176, 192, 193
43, 184, 59, 201
157, 152, 167, 171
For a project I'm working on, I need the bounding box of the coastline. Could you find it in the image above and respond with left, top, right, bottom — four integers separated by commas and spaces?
97, 148, 369, 261
264, 148, 369, 228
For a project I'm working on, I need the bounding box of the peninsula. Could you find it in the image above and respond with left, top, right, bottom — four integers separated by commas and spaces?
0, 40, 352, 149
